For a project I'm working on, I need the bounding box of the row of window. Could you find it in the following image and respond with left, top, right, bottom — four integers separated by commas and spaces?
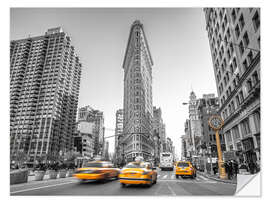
225, 111, 260, 144
221, 70, 259, 120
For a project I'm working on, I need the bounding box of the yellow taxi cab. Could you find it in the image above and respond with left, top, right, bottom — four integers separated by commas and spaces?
175, 161, 196, 179
119, 157, 157, 187
73, 161, 119, 182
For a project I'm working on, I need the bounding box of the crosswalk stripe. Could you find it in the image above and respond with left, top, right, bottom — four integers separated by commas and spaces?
171, 174, 174, 179
163, 175, 167, 179
198, 175, 208, 180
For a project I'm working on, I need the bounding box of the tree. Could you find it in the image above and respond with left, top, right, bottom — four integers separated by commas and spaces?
14, 150, 27, 168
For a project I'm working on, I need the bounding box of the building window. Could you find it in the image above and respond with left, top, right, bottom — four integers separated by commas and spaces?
235, 25, 240, 39
235, 95, 240, 106
232, 126, 240, 139
247, 51, 253, 64
233, 57, 237, 69
227, 49, 231, 59
239, 90, 244, 102
230, 64, 234, 74
226, 130, 232, 142
231, 100, 235, 111
233, 79, 237, 89
239, 14, 245, 30
252, 71, 259, 84
246, 79, 253, 92
242, 59, 248, 71
252, 11, 260, 32
239, 41, 245, 55
230, 43, 234, 54
253, 111, 260, 133
241, 118, 251, 136
224, 15, 228, 25
243, 32, 250, 47
231, 9, 236, 23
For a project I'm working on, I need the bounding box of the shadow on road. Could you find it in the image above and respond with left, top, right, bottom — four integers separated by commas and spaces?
77, 178, 117, 185
121, 184, 155, 189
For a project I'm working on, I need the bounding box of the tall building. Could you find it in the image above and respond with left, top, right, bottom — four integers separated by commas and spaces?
10, 27, 82, 162
153, 107, 163, 163
166, 137, 173, 153
160, 123, 167, 152
114, 109, 124, 164
78, 106, 105, 156
183, 119, 194, 161
204, 8, 260, 168
188, 91, 202, 154
181, 134, 188, 160
122, 20, 154, 162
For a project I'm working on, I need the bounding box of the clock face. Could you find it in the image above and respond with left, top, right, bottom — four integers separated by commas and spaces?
209, 116, 224, 130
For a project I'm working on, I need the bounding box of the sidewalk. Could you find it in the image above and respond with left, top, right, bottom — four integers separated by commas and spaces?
197, 171, 237, 184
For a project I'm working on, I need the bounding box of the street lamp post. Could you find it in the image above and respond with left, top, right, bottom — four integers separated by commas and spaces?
208, 115, 227, 179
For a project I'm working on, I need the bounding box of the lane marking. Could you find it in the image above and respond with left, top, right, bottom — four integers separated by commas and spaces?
10, 180, 77, 194
10, 178, 76, 189
166, 181, 176, 196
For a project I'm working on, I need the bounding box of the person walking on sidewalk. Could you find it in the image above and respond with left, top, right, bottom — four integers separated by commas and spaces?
232, 160, 238, 178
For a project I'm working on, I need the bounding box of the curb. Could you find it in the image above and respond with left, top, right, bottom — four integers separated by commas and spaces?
198, 172, 237, 184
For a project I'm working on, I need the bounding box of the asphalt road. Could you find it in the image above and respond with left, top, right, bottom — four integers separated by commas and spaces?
10, 169, 236, 196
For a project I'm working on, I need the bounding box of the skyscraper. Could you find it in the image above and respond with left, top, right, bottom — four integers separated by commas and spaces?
10, 27, 82, 162
122, 20, 154, 162
204, 8, 260, 168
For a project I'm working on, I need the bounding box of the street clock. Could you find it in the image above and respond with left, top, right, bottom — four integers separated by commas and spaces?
208, 115, 224, 130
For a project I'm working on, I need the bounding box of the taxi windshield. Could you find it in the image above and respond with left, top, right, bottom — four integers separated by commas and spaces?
177, 162, 189, 167
83, 162, 103, 168
125, 162, 146, 168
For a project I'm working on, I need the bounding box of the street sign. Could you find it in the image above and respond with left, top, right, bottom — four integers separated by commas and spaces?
208, 115, 224, 130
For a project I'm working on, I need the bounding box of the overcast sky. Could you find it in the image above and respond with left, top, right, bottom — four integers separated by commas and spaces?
10, 8, 217, 157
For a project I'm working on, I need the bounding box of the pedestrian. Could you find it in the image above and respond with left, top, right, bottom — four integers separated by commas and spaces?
248, 162, 256, 174
233, 160, 238, 178
224, 161, 229, 178
229, 160, 234, 179
213, 166, 217, 175
256, 159, 260, 172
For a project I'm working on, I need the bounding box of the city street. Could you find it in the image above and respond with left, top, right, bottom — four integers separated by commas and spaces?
11, 169, 236, 196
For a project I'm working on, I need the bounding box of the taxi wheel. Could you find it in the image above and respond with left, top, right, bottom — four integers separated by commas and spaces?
121, 183, 126, 188
153, 176, 157, 184
176, 175, 179, 179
